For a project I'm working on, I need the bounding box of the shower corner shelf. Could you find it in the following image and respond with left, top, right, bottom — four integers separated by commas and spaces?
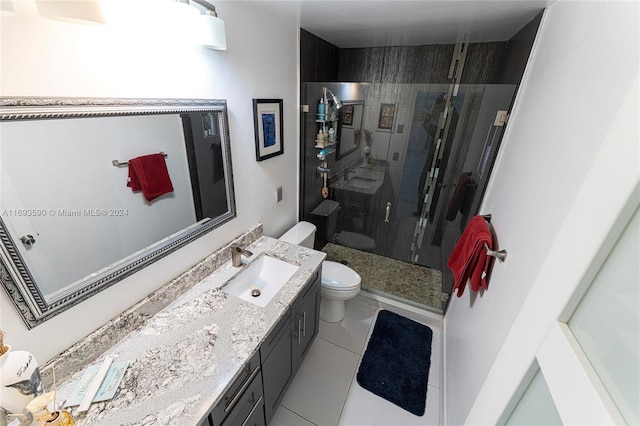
317, 148, 336, 160
315, 141, 337, 149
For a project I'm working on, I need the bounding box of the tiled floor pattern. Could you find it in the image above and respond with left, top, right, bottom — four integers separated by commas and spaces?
270, 294, 443, 426
322, 243, 444, 312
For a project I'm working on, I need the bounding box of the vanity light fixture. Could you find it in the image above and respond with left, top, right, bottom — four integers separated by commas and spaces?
190, 0, 227, 50
35, 0, 105, 24
0, 0, 15, 15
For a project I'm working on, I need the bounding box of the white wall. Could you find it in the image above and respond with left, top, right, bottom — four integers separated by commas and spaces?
443, 1, 639, 424
0, 0, 300, 363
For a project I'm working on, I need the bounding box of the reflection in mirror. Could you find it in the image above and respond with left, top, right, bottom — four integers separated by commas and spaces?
0, 97, 236, 328
335, 101, 364, 160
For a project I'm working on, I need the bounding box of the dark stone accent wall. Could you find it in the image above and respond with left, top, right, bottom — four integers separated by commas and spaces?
498, 12, 544, 85
460, 42, 508, 84
336, 47, 385, 82
300, 29, 319, 85
299, 29, 339, 220
299, 28, 339, 87
338, 43, 508, 84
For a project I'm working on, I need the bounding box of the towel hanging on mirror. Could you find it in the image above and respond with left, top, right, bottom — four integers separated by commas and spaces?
127, 153, 174, 202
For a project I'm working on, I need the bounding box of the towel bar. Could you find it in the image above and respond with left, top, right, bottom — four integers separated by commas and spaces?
484, 243, 507, 262
480, 214, 507, 262
112, 152, 167, 167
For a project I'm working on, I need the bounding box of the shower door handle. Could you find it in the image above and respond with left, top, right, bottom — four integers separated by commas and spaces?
385, 202, 391, 223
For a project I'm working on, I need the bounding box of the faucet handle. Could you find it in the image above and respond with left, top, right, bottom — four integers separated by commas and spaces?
230, 244, 252, 267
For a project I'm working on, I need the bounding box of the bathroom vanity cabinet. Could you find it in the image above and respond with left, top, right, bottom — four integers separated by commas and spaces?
201, 270, 321, 426
208, 352, 264, 426
52, 234, 325, 426
262, 270, 320, 424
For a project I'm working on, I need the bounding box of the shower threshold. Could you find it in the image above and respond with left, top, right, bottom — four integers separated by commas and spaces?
322, 243, 444, 313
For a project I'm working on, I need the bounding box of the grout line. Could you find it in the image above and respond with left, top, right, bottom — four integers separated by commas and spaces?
335, 306, 378, 426
277, 405, 318, 426
315, 334, 363, 358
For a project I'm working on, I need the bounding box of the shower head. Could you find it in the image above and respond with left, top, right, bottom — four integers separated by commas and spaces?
324, 88, 343, 109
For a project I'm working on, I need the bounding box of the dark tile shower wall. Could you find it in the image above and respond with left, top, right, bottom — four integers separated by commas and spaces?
299, 29, 340, 221
498, 12, 544, 85
338, 43, 508, 84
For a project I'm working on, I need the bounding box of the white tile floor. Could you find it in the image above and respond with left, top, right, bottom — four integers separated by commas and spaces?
270, 293, 443, 426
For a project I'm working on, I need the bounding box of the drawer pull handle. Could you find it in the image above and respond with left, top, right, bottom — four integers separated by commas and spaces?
224, 364, 261, 413
302, 311, 306, 337
241, 395, 263, 426
298, 318, 302, 344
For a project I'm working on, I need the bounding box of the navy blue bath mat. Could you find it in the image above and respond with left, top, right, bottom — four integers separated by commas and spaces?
356, 310, 433, 416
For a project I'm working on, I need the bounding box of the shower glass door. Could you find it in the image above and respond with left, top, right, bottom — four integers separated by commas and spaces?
308, 82, 516, 314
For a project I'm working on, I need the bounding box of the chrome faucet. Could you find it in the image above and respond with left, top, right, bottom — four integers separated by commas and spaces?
231, 244, 253, 267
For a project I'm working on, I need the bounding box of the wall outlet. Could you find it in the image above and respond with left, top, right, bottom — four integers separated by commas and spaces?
276, 187, 283, 202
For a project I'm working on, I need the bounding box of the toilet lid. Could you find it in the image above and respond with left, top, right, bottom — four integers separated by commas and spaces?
321, 261, 361, 290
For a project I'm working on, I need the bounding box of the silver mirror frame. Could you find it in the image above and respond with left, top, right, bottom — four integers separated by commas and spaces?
0, 97, 236, 329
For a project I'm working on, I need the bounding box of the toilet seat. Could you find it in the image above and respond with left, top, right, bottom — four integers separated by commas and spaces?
322, 281, 360, 292
321, 261, 361, 292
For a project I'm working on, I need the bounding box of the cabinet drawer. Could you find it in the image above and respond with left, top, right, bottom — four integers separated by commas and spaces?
260, 307, 292, 362
242, 397, 266, 426
220, 369, 264, 426
211, 351, 261, 425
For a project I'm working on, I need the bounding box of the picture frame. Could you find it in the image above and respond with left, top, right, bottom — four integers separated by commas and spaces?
253, 99, 284, 161
378, 102, 396, 130
341, 104, 354, 126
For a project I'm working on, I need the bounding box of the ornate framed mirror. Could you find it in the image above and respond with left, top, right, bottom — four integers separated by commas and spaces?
0, 97, 236, 328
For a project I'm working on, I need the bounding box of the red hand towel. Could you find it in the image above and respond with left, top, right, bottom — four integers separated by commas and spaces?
470, 246, 491, 292
127, 154, 174, 202
446, 172, 472, 221
447, 215, 492, 296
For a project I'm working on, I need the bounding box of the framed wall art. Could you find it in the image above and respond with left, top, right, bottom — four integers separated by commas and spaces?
253, 99, 284, 161
378, 102, 396, 131
341, 104, 354, 126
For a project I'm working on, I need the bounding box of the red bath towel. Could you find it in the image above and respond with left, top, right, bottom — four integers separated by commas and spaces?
446, 172, 472, 221
447, 215, 493, 296
127, 154, 174, 202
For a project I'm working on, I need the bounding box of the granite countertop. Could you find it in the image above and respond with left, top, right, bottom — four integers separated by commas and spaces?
54, 235, 325, 426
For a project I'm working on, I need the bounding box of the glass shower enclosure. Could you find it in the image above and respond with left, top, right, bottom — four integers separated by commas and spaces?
301, 82, 516, 313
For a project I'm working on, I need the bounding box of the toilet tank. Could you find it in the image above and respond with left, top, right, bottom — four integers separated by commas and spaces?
279, 221, 317, 248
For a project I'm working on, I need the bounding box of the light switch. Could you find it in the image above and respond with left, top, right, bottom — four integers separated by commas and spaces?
276, 187, 283, 202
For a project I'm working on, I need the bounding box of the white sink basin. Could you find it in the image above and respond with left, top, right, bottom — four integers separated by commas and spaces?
348, 177, 376, 189
223, 255, 299, 307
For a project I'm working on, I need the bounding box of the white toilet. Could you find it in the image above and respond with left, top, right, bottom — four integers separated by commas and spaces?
279, 221, 361, 322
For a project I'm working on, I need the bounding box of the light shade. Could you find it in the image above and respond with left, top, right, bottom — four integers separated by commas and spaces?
35, 0, 105, 25
196, 13, 227, 50
0, 0, 15, 15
